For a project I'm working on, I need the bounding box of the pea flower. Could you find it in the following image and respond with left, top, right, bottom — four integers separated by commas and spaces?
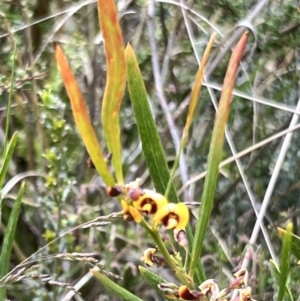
157, 283, 179, 300
153, 203, 190, 229
140, 248, 164, 267
178, 285, 205, 300
174, 229, 188, 248
120, 200, 142, 223
199, 279, 220, 301
130, 189, 168, 215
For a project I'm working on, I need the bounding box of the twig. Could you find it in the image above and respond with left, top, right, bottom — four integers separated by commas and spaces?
241, 97, 300, 270
178, 123, 300, 194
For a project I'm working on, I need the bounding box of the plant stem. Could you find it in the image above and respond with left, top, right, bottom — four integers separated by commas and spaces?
140, 219, 193, 289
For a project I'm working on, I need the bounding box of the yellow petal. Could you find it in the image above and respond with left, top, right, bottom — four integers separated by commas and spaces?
128, 206, 143, 223
140, 248, 156, 266
121, 200, 142, 223
121, 199, 128, 210
174, 203, 189, 229
153, 203, 176, 224
153, 203, 190, 229
166, 218, 178, 230
132, 189, 168, 214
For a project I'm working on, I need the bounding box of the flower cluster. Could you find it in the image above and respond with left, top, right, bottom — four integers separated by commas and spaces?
157, 269, 255, 301
158, 279, 219, 301
106, 179, 190, 230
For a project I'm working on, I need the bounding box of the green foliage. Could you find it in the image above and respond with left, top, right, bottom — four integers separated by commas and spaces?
126, 44, 179, 202
0, 183, 25, 301
278, 223, 292, 301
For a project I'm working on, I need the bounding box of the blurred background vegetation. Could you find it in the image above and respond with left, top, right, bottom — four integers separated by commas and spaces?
0, 0, 299, 300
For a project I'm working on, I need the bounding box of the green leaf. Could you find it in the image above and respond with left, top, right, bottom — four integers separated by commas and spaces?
90, 268, 143, 301
269, 259, 293, 301
139, 266, 173, 300
278, 223, 292, 301
125, 43, 205, 285
125, 44, 178, 201
278, 227, 300, 260
0, 182, 25, 301
98, 0, 126, 184
0, 133, 18, 188
165, 33, 216, 199
54, 43, 115, 186
189, 32, 248, 277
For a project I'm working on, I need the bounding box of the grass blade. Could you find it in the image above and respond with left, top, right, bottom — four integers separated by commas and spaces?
0, 182, 25, 301
54, 43, 115, 186
189, 32, 248, 277
90, 268, 143, 301
98, 0, 126, 184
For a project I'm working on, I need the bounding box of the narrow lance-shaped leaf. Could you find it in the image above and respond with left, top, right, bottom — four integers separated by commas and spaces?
269, 260, 293, 301
98, 0, 126, 184
183, 33, 217, 147
90, 268, 143, 301
54, 43, 115, 186
0, 182, 25, 301
126, 43, 204, 284
278, 222, 292, 301
278, 227, 300, 260
189, 32, 248, 277
139, 266, 174, 300
165, 32, 216, 199
125, 44, 178, 202
170, 33, 217, 283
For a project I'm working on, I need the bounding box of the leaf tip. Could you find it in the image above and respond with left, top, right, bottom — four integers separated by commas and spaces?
53, 41, 59, 51
125, 43, 133, 56
90, 268, 98, 274
277, 227, 285, 237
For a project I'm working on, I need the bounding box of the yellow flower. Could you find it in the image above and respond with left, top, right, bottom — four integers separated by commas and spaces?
153, 203, 190, 229
140, 248, 157, 266
140, 248, 164, 267
121, 200, 142, 223
131, 189, 168, 215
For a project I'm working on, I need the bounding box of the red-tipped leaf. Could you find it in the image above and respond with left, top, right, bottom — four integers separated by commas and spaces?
54, 43, 115, 186
98, 0, 126, 184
